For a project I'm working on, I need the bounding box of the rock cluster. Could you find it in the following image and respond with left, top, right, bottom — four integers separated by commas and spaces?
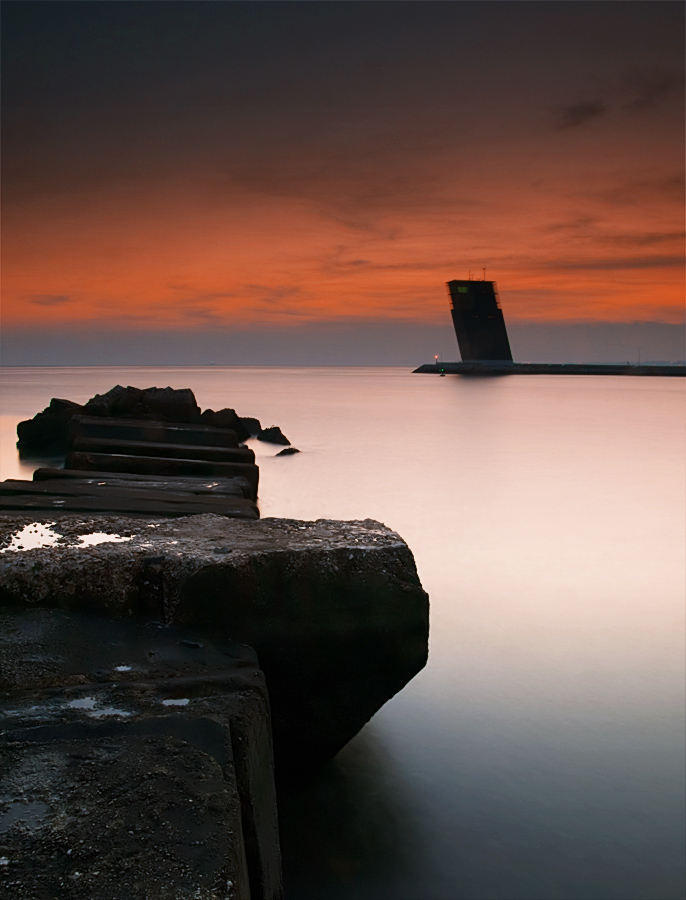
16, 386, 270, 454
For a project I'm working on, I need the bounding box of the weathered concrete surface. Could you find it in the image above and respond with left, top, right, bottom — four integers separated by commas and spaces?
0, 479, 259, 520
0, 514, 429, 772
70, 438, 255, 465
64, 454, 259, 499
70, 416, 241, 449
32, 471, 254, 500
0, 609, 282, 900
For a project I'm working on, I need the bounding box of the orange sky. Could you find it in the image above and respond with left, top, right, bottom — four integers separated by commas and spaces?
3, 2, 684, 336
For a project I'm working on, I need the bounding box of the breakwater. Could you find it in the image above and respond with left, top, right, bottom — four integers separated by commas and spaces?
414, 361, 686, 376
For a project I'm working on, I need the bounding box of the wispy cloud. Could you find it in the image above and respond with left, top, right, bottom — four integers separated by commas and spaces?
555, 100, 607, 130
29, 294, 71, 306
622, 68, 683, 111
542, 254, 684, 272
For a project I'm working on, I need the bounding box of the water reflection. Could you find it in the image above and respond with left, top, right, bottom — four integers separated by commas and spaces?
278, 730, 421, 900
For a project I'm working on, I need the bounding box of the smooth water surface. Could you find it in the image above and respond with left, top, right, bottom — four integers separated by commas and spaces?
1, 367, 684, 900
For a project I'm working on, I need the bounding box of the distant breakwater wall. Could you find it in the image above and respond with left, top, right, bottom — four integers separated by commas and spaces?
414, 362, 686, 376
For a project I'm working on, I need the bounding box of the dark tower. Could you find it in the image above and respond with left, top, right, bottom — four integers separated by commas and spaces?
447, 279, 513, 362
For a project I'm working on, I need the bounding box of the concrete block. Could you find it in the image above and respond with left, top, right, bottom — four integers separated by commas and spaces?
0, 609, 282, 900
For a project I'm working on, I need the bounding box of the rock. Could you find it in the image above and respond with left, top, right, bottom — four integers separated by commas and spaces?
257, 427, 290, 446
200, 409, 250, 443
275, 447, 300, 457
83, 386, 203, 424
0, 608, 282, 900
240, 417, 262, 437
16, 399, 85, 454
0, 514, 429, 773
17, 389, 269, 458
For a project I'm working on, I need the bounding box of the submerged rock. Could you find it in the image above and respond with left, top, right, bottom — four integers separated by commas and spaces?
0, 514, 429, 773
275, 447, 300, 456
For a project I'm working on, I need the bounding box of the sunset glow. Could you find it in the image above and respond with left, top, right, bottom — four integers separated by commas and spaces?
2, 2, 684, 359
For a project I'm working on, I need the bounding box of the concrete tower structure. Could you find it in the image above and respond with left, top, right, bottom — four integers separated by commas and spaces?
447, 279, 513, 362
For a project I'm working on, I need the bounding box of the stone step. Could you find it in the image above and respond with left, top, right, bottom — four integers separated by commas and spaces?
31, 469, 253, 499
71, 415, 240, 448
64, 452, 259, 499
71, 436, 255, 464
0, 609, 282, 900
0, 480, 259, 519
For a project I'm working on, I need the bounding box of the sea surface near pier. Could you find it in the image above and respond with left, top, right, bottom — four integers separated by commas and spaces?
1, 366, 684, 900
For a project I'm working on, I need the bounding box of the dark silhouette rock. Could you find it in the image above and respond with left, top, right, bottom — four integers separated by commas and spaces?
83, 385, 202, 424
16, 388, 269, 455
257, 426, 290, 446
275, 447, 300, 456
241, 416, 262, 437
16, 398, 85, 452
200, 408, 251, 442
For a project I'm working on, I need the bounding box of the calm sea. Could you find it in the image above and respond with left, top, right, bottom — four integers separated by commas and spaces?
1, 367, 684, 900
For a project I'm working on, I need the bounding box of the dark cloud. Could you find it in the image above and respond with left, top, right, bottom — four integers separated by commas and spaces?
29, 294, 71, 306
555, 100, 608, 130
622, 68, 683, 111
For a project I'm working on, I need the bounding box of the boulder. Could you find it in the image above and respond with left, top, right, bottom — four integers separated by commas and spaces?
16, 398, 85, 454
257, 427, 290, 446
200, 409, 250, 443
275, 448, 300, 457
83, 386, 202, 424
16, 389, 267, 456
240, 417, 262, 437
0, 608, 282, 900
0, 514, 429, 774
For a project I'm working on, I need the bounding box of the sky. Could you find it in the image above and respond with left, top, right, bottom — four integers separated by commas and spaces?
2, 1, 684, 364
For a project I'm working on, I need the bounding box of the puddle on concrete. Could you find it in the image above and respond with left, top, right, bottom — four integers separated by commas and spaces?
77, 533, 133, 547
66, 697, 131, 718
0, 522, 59, 553
1, 525, 133, 552
0, 801, 49, 834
